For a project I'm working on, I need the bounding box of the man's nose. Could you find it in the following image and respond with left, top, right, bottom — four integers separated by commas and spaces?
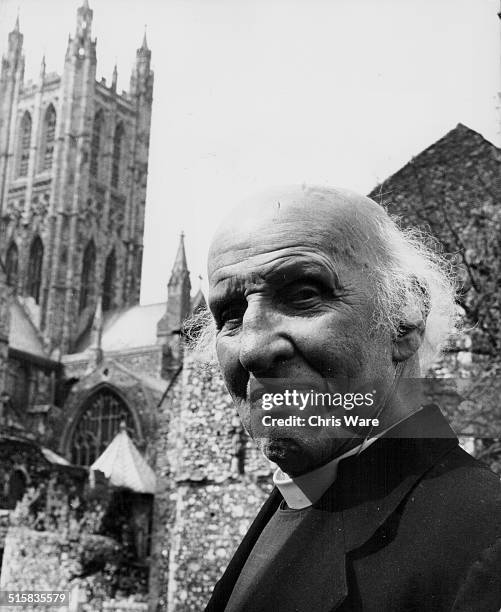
238, 300, 294, 374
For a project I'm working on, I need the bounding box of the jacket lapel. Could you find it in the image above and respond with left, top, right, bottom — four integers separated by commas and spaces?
230, 506, 347, 612
330, 406, 457, 552
333, 405, 458, 553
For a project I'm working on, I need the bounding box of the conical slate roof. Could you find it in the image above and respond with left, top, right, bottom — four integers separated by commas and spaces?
168, 232, 189, 285
90, 424, 156, 494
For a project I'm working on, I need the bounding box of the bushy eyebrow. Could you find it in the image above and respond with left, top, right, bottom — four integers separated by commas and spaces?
264, 259, 340, 288
209, 257, 342, 313
208, 276, 248, 313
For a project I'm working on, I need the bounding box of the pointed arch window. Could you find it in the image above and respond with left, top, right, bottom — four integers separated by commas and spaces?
26, 236, 43, 304
70, 388, 137, 466
90, 109, 104, 179
102, 249, 116, 312
41, 104, 56, 171
111, 122, 124, 189
5, 242, 19, 290
18, 112, 32, 177
79, 240, 96, 313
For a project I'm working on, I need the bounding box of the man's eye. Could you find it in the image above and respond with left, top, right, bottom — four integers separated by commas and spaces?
291, 288, 319, 300
220, 304, 246, 326
286, 285, 322, 305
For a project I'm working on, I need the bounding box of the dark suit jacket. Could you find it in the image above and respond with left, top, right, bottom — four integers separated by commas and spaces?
205, 406, 501, 612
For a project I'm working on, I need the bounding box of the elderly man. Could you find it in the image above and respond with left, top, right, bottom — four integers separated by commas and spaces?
203, 186, 501, 612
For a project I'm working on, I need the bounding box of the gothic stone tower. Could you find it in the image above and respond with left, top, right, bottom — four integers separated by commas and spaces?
498, 1, 501, 145
0, 1, 153, 354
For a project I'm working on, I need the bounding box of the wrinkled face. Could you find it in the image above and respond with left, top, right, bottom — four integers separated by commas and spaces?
208, 190, 397, 476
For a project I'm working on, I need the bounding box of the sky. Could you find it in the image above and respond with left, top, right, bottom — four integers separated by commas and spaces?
0, 0, 499, 305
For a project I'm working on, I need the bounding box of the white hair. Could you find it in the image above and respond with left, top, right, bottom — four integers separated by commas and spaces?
368, 212, 459, 371
186, 208, 459, 373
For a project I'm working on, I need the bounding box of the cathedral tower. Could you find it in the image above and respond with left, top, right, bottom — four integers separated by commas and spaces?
0, 2, 153, 355
498, 1, 501, 144
0, 17, 25, 213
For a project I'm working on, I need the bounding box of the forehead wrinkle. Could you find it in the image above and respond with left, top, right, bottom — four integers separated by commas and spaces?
213, 223, 345, 258
209, 214, 380, 282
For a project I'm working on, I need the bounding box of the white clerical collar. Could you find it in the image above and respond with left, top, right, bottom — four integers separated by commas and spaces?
272, 437, 378, 510
272, 410, 421, 510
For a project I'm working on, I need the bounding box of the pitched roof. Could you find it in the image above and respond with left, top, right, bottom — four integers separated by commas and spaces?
74, 302, 166, 353
9, 299, 47, 358
74, 287, 208, 355
90, 425, 156, 494
368, 123, 501, 202
169, 232, 190, 286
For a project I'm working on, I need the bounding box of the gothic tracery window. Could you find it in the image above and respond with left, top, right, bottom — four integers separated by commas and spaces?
102, 249, 116, 312
79, 240, 96, 313
71, 389, 136, 467
111, 122, 124, 189
90, 110, 103, 179
5, 242, 19, 290
26, 236, 43, 304
41, 104, 56, 171
18, 112, 32, 177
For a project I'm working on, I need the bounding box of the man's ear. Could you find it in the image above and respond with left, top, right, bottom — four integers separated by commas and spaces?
393, 277, 430, 363
392, 313, 426, 363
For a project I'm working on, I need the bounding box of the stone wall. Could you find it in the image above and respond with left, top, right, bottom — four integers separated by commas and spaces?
166, 480, 271, 611
107, 348, 163, 380
0, 527, 120, 611
149, 357, 272, 612
62, 347, 164, 397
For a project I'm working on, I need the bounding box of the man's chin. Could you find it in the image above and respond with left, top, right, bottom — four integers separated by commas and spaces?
258, 436, 357, 477
259, 438, 312, 476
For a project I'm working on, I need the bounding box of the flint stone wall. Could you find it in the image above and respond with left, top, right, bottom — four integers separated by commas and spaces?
150, 357, 272, 612
0, 527, 120, 611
